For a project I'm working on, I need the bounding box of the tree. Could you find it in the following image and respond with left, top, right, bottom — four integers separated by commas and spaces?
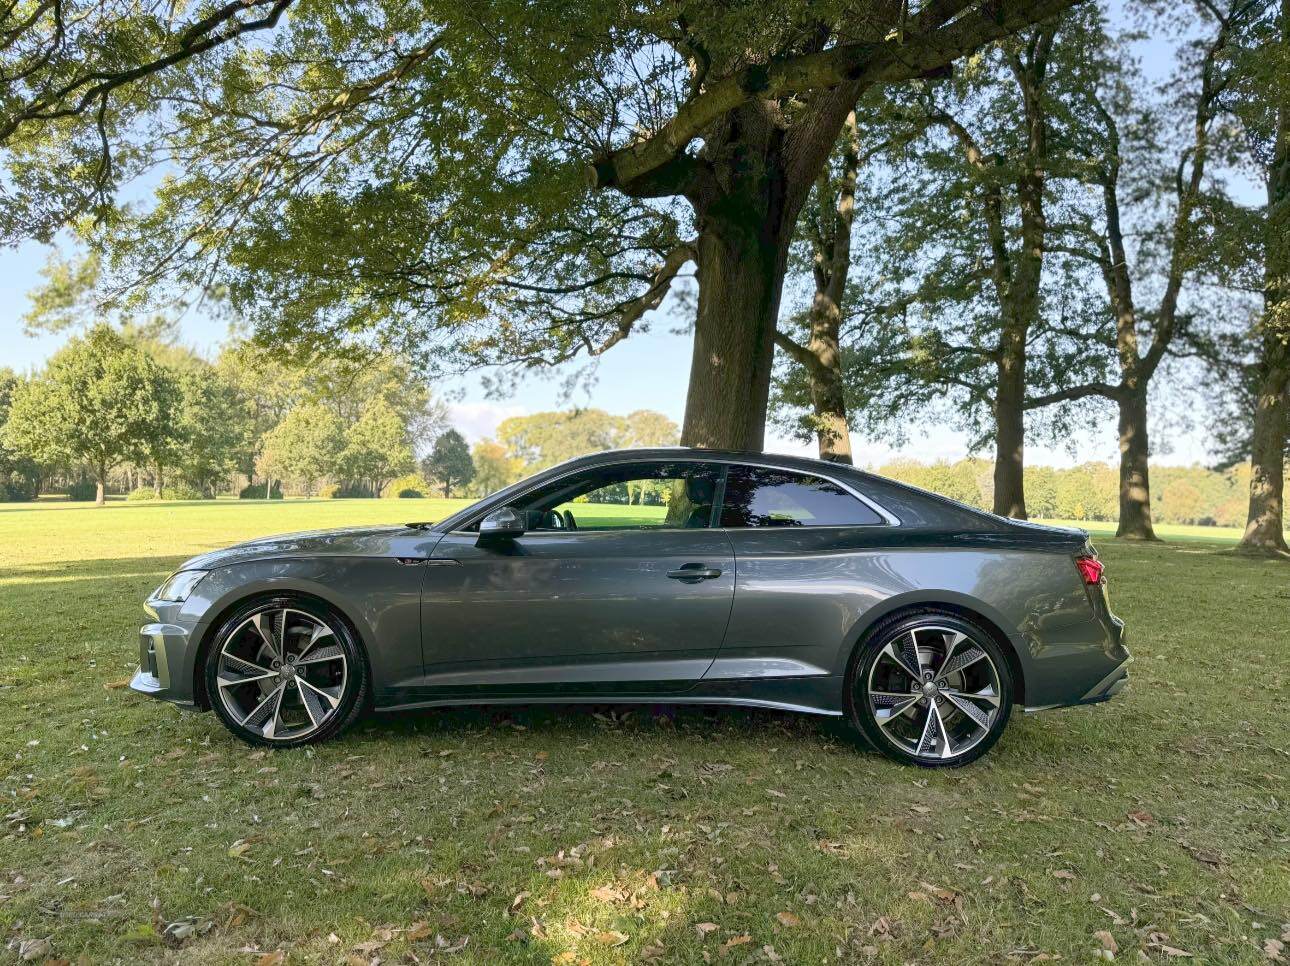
4, 0, 1076, 454
1, 325, 172, 504
1227, 0, 1290, 553
494, 408, 677, 472
423, 430, 474, 498
340, 399, 416, 496
1020, 0, 1264, 539
619, 410, 681, 449
0, 369, 42, 500
468, 440, 524, 497
174, 365, 253, 496
774, 112, 863, 464
256, 404, 343, 496
793, 13, 1110, 515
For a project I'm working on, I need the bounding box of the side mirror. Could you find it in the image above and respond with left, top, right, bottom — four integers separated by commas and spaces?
478, 506, 527, 541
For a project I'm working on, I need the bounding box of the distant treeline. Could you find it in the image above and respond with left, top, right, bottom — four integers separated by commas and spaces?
875, 458, 1252, 528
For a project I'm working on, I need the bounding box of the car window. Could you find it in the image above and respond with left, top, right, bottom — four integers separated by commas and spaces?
515, 462, 722, 531
719, 466, 883, 527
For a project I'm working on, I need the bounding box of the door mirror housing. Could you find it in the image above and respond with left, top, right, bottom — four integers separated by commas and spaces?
478, 506, 527, 541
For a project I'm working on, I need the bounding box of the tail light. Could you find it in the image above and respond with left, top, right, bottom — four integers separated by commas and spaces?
1075, 555, 1104, 585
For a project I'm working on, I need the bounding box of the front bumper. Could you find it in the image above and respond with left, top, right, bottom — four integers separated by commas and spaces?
130, 619, 200, 706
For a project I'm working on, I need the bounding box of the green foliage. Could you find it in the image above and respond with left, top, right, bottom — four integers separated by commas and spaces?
256, 403, 344, 497
339, 398, 416, 497
466, 439, 525, 498
172, 365, 253, 497
238, 481, 283, 500
423, 429, 475, 499
496, 409, 678, 473
66, 479, 97, 502
0, 368, 41, 501
876, 457, 1250, 527
382, 473, 428, 500
127, 483, 204, 501
1, 325, 173, 502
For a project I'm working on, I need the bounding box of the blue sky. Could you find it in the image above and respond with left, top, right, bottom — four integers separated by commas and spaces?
0, 7, 1221, 469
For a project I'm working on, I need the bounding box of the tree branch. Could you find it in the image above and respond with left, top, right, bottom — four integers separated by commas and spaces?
588, 0, 1080, 194
1024, 381, 1120, 409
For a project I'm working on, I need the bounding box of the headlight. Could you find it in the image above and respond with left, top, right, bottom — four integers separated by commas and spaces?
153, 570, 208, 603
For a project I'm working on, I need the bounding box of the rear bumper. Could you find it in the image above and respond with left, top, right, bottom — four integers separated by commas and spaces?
1023, 615, 1129, 712
1079, 652, 1131, 703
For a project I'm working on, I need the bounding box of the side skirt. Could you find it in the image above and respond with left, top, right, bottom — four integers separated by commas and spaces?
374, 675, 846, 718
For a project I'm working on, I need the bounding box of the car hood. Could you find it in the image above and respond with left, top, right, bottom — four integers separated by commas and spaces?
179, 525, 412, 571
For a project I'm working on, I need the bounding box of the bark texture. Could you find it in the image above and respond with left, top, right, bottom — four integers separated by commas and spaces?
1114, 391, 1156, 539
1239, 21, 1289, 554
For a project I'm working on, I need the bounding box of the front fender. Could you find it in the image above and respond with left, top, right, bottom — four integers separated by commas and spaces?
184, 556, 425, 705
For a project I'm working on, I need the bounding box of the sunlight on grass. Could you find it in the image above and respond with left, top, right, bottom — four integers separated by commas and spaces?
0, 500, 1285, 963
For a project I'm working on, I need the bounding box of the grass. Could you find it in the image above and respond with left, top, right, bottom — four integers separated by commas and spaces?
0, 499, 1287, 964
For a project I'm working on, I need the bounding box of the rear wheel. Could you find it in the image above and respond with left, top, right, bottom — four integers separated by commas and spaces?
205, 596, 368, 747
848, 612, 1013, 767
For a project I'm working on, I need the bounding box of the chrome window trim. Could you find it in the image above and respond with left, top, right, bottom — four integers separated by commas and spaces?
452, 455, 901, 532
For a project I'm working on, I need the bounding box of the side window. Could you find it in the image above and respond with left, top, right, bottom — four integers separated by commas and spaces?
719, 467, 883, 527
517, 462, 722, 531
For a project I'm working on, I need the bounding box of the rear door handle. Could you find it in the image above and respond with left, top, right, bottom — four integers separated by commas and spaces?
666, 564, 723, 582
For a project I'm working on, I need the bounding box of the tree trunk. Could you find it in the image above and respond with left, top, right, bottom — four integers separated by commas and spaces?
95, 461, 106, 506
810, 359, 852, 463
1240, 351, 1289, 552
1115, 390, 1157, 540
992, 330, 1027, 519
1239, 24, 1288, 555
681, 199, 791, 451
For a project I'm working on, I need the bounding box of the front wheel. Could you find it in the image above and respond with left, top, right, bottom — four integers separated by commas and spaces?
205, 596, 369, 747
847, 612, 1013, 767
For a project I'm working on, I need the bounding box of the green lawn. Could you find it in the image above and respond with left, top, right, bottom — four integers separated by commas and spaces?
0, 501, 1286, 964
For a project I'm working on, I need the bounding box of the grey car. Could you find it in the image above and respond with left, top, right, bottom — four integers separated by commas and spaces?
131, 448, 1129, 766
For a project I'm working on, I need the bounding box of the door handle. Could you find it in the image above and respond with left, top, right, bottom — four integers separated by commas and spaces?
666, 564, 723, 582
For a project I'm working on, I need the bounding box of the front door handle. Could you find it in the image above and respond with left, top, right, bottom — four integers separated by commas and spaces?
666, 564, 723, 582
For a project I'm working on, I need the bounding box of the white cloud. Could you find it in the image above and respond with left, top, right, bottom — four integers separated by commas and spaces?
446, 401, 527, 443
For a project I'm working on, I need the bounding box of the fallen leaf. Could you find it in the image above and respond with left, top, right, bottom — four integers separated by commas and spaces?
1094, 930, 1118, 953
695, 922, 719, 937
594, 930, 629, 946
254, 953, 285, 966
776, 911, 801, 928
1264, 938, 1284, 962
17, 937, 51, 961
1052, 870, 1077, 881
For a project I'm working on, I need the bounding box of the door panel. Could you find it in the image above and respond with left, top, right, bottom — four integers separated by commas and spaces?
417, 528, 735, 694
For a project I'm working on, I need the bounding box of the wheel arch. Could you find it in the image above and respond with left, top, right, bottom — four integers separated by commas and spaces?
191, 587, 371, 711
844, 595, 1027, 707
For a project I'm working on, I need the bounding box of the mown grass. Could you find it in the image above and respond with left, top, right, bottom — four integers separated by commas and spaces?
0, 500, 1286, 964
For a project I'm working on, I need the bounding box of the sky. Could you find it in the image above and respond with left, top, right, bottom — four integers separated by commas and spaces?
0, 5, 1223, 471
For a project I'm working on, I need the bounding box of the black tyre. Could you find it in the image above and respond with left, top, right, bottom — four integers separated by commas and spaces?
846, 610, 1013, 767
205, 595, 369, 747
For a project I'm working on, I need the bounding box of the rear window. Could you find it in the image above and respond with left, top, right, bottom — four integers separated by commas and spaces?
719, 467, 884, 527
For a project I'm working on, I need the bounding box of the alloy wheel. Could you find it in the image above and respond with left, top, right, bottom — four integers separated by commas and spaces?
214, 607, 348, 742
865, 624, 1003, 763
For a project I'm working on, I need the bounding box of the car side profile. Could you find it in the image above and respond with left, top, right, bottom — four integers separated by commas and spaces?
131, 448, 1129, 766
